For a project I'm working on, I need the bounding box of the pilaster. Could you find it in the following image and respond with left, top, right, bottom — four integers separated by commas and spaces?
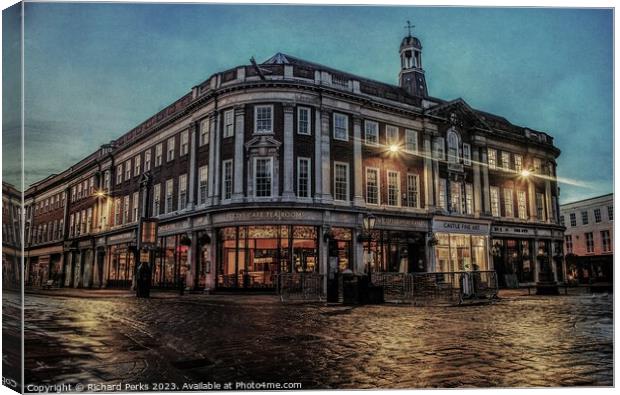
528, 178, 537, 221
282, 103, 296, 201
532, 239, 540, 283
352, 116, 365, 206
320, 109, 333, 203
353, 225, 365, 274
472, 146, 482, 217
207, 112, 217, 206
423, 134, 434, 209
545, 180, 553, 223
232, 106, 245, 203
187, 121, 199, 209
186, 232, 196, 290
314, 108, 323, 201
481, 149, 490, 215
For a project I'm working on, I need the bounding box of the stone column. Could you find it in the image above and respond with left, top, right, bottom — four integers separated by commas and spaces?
426, 233, 436, 272
207, 112, 217, 206
282, 103, 296, 201
64, 252, 73, 287
213, 112, 222, 205
532, 239, 540, 283
187, 121, 199, 210
423, 135, 434, 209
320, 110, 333, 203
205, 225, 217, 292
232, 106, 245, 203
352, 116, 364, 207
314, 108, 323, 201
353, 228, 365, 274
319, 224, 329, 296
551, 240, 559, 283
472, 146, 482, 217
186, 232, 197, 290
481, 149, 490, 215
74, 252, 82, 288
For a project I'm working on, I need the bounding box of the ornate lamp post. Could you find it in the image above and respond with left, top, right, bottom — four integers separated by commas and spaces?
362, 213, 377, 274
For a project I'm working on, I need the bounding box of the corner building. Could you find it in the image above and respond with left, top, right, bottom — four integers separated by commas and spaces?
22, 32, 564, 291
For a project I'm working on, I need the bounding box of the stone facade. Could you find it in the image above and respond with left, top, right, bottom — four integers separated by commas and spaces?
20, 32, 564, 291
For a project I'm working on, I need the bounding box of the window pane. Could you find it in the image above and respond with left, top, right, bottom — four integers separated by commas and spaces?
256, 106, 272, 133
334, 163, 349, 201
366, 168, 379, 204
334, 114, 348, 140
255, 158, 272, 197
365, 121, 378, 145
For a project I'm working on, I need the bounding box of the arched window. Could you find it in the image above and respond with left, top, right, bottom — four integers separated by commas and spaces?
447, 130, 459, 163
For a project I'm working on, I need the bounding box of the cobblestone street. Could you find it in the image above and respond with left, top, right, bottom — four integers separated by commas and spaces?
7, 290, 613, 390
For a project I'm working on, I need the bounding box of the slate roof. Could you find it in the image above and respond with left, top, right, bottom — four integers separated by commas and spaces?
263, 52, 548, 138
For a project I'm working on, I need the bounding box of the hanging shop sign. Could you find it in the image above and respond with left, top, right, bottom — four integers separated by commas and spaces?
140, 218, 159, 247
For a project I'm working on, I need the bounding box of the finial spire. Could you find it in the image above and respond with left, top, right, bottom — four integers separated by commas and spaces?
404, 20, 414, 37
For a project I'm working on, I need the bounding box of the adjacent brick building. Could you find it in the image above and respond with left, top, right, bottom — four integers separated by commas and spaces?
18, 30, 565, 291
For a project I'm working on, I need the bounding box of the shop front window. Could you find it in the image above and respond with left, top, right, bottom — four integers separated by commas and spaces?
218, 225, 319, 289
492, 238, 534, 286
151, 235, 189, 288
450, 235, 471, 271
331, 227, 352, 272
434, 233, 488, 273
107, 245, 135, 288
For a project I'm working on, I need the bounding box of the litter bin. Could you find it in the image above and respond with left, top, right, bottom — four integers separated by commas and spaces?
342, 273, 359, 304
359, 275, 384, 304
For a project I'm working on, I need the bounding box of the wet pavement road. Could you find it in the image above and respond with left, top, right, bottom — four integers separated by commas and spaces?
9, 290, 614, 390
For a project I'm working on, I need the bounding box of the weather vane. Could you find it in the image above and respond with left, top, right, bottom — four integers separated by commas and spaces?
405, 20, 415, 37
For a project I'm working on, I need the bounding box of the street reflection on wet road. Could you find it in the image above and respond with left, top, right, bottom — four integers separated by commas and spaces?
13, 291, 612, 389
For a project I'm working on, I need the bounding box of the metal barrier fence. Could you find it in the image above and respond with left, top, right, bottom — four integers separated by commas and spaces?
277, 273, 325, 302
277, 271, 498, 305
372, 271, 498, 305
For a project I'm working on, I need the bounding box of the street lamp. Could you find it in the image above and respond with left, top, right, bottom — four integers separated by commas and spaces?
520, 169, 531, 178
389, 144, 400, 153
362, 213, 377, 274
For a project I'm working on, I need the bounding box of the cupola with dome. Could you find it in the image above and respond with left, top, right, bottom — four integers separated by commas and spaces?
399, 21, 428, 98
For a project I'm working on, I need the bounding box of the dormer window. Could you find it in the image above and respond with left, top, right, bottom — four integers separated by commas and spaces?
254, 105, 273, 134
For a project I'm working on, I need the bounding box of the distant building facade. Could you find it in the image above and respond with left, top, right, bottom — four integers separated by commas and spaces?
560, 194, 613, 284
2, 182, 21, 288
17, 30, 564, 291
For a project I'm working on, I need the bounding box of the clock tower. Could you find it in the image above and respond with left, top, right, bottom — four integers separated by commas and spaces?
399, 21, 428, 98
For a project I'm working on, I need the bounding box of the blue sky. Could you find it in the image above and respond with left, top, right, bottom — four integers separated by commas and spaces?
2, 3, 613, 203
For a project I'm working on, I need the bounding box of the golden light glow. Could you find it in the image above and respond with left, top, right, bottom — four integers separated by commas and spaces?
389, 145, 400, 153
95, 190, 106, 197
520, 169, 531, 177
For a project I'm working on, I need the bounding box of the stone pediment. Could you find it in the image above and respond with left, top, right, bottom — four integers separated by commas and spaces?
425, 98, 491, 132
244, 135, 282, 150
